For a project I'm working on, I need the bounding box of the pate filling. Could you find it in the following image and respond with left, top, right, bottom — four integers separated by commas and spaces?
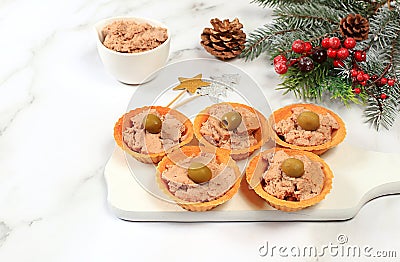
161, 152, 237, 202
122, 110, 187, 154
200, 104, 260, 150
102, 20, 168, 53
261, 150, 324, 201
274, 107, 339, 146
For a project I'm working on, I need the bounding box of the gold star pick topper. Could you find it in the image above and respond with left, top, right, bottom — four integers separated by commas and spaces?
173, 74, 211, 94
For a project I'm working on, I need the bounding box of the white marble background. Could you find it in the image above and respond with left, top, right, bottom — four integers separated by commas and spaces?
0, 0, 399, 261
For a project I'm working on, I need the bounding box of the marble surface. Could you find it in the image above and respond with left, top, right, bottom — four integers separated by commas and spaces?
0, 0, 399, 261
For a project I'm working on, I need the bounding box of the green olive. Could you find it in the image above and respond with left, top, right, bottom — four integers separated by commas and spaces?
144, 114, 162, 134
281, 158, 304, 178
220, 111, 242, 131
187, 162, 212, 184
297, 111, 320, 131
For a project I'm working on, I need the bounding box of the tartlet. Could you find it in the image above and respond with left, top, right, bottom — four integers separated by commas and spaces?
246, 147, 333, 212
193, 102, 269, 160
156, 146, 242, 211
270, 103, 346, 155
114, 106, 194, 164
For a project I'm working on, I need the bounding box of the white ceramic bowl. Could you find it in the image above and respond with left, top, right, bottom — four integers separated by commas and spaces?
95, 16, 171, 84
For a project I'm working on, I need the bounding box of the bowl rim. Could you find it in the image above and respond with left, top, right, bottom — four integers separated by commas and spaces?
94, 16, 171, 57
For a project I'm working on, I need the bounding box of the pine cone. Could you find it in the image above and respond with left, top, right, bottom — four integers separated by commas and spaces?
200, 18, 246, 60
340, 14, 370, 41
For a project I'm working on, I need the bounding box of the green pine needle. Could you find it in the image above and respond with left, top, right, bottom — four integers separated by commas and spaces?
251, 0, 308, 8
364, 97, 399, 130
321, 76, 366, 105
277, 63, 329, 99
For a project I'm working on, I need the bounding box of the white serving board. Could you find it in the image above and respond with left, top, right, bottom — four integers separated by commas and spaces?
104, 142, 400, 221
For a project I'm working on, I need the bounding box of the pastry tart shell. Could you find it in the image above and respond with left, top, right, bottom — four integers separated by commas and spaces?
245, 147, 333, 212
156, 146, 242, 211
114, 106, 194, 164
270, 103, 346, 155
193, 102, 270, 161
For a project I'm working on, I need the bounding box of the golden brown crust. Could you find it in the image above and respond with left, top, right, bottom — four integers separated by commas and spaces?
269, 103, 346, 155
156, 146, 242, 211
113, 106, 194, 164
245, 147, 333, 212
193, 102, 270, 160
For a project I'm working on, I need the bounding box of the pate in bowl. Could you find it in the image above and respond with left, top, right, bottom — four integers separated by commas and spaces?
95, 16, 171, 84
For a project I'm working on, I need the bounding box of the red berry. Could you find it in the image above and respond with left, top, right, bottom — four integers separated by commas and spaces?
357, 72, 364, 82
354, 88, 361, 94
380, 93, 387, 99
292, 39, 305, 53
360, 81, 367, 86
327, 48, 337, 58
321, 38, 330, 49
329, 37, 341, 49
274, 55, 287, 65
388, 79, 395, 86
304, 42, 312, 52
298, 57, 315, 72
354, 50, 366, 62
343, 38, 356, 49
380, 77, 388, 85
274, 63, 288, 74
350, 69, 358, 77
337, 47, 350, 60
376, 79, 385, 87
363, 73, 370, 81
333, 60, 344, 67
312, 48, 327, 63
371, 75, 379, 81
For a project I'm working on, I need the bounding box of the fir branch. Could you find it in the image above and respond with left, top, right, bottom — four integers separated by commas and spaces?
240, 24, 300, 61
390, 34, 400, 103
278, 66, 364, 105
274, 2, 351, 25
319, 0, 370, 16
357, 6, 400, 128
251, 0, 308, 8
364, 96, 398, 130
359, 6, 400, 53
243, 0, 400, 129
321, 76, 366, 105
242, 1, 362, 61
251, 0, 373, 12
277, 63, 330, 99
240, 4, 339, 61
268, 26, 336, 57
389, 16, 400, 83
